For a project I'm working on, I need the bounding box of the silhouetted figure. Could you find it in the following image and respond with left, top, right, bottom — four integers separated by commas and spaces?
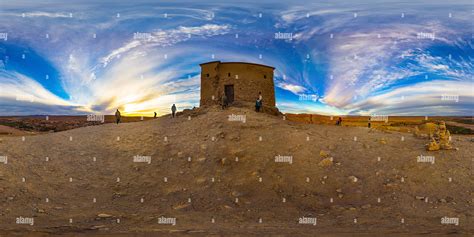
154, 112, 157, 118
368, 117, 371, 128
115, 109, 121, 124
221, 94, 228, 109
255, 98, 262, 112
336, 117, 342, 126
171, 104, 177, 118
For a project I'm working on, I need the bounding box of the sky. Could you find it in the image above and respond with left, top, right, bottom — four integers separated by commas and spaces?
0, 0, 472, 116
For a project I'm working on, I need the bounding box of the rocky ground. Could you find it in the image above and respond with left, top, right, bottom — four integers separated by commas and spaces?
0, 116, 154, 134
0, 106, 472, 236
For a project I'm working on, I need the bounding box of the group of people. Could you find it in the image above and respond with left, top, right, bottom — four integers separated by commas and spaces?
114, 98, 374, 129
334, 117, 372, 128
114, 103, 177, 124
114, 91, 266, 124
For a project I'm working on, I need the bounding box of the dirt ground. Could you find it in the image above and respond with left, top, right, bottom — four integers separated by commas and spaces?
285, 114, 474, 135
0, 125, 30, 137
0, 106, 472, 236
0, 116, 154, 134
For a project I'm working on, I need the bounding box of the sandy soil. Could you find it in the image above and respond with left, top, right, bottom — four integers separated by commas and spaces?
286, 114, 474, 135
0, 116, 154, 134
446, 121, 474, 131
0, 106, 472, 236
0, 125, 30, 136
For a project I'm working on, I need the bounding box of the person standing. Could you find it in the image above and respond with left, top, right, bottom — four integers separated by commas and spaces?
258, 92, 263, 106
154, 112, 157, 118
171, 104, 177, 118
115, 109, 121, 124
368, 117, 371, 128
221, 94, 228, 109
255, 98, 261, 112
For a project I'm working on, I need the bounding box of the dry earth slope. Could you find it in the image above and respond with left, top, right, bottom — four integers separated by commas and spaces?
0, 106, 472, 236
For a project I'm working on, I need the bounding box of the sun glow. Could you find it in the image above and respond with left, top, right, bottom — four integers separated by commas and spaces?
121, 103, 156, 116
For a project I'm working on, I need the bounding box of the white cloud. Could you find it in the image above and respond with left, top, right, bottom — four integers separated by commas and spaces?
344, 80, 474, 115
101, 24, 231, 67
16, 12, 71, 18
322, 23, 460, 108
0, 71, 76, 107
277, 101, 347, 115
277, 82, 307, 94
281, 8, 345, 24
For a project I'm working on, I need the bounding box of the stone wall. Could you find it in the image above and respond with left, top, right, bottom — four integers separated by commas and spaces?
200, 61, 276, 107
200, 61, 220, 106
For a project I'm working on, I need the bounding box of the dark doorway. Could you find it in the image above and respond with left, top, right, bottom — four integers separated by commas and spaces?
224, 85, 234, 104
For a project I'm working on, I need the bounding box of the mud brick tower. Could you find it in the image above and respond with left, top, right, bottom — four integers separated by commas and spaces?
200, 61, 276, 107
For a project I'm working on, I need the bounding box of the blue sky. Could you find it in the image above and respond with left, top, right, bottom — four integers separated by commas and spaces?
0, 0, 472, 116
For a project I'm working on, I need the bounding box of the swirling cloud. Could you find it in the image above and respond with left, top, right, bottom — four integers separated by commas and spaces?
0, 0, 472, 116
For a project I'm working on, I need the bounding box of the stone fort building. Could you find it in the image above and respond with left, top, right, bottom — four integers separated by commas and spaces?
200, 61, 276, 107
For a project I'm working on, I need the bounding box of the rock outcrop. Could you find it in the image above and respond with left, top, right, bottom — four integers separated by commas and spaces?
426, 121, 454, 151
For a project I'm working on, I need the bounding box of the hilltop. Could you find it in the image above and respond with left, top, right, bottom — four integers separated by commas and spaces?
0, 106, 472, 236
